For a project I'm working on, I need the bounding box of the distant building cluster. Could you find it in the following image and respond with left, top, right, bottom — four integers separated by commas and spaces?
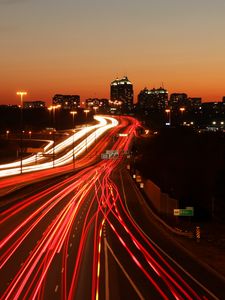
52, 94, 80, 110
23, 101, 46, 109
85, 98, 109, 113
0, 74, 224, 131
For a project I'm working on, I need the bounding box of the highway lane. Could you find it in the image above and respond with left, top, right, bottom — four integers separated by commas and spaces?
0, 115, 118, 178
105, 165, 225, 299
0, 115, 126, 196
0, 165, 102, 299
0, 117, 138, 299
1, 115, 222, 299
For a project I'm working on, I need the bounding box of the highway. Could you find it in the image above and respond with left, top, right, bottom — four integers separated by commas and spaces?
0, 115, 118, 178
0, 116, 224, 299
0, 115, 122, 194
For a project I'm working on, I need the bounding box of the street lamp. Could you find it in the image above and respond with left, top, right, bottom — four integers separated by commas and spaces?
84, 109, 90, 152
93, 107, 98, 144
179, 107, 185, 125
70, 110, 77, 170
48, 104, 61, 167
6, 130, 9, 139
165, 108, 171, 126
17, 91, 27, 174
179, 107, 185, 114
93, 106, 98, 114
84, 109, 90, 118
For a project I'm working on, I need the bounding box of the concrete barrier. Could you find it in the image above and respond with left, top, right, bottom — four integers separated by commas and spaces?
144, 179, 178, 216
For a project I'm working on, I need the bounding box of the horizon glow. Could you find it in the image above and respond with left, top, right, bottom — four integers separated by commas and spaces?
1, 0, 225, 104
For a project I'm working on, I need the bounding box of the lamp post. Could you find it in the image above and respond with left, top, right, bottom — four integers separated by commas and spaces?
17, 91, 27, 174
165, 108, 171, 126
84, 109, 90, 152
48, 105, 61, 167
6, 130, 9, 139
70, 111, 77, 170
93, 106, 98, 144
179, 107, 185, 125
93, 106, 98, 114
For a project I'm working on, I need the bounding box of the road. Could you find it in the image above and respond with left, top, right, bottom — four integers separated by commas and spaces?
0, 116, 224, 299
0, 115, 118, 178
0, 115, 124, 196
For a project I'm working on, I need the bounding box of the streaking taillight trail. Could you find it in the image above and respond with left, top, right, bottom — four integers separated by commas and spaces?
0, 116, 213, 300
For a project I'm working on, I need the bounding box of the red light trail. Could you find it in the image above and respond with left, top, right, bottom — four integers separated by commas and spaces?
0, 116, 215, 299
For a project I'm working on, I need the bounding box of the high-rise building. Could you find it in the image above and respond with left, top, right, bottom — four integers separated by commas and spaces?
137, 87, 168, 112
110, 76, 133, 112
169, 93, 190, 110
188, 97, 202, 112
52, 94, 80, 110
189, 97, 202, 108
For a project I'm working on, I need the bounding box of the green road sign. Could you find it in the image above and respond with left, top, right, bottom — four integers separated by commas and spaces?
174, 208, 194, 216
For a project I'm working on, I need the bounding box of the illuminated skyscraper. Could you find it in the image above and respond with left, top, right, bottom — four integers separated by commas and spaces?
137, 87, 168, 112
110, 76, 133, 112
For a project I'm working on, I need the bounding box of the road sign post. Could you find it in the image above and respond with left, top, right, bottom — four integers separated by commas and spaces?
101, 153, 109, 160
173, 208, 194, 217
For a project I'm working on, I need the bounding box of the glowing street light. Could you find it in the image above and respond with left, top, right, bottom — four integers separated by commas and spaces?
17, 91, 27, 105
93, 107, 98, 144
165, 108, 171, 126
84, 109, 90, 118
48, 104, 61, 122
179, 107, 185, 125
17, 91, 27, 174
84, 109, 90, 152
70, 110, 78, 127
70, 111, 77, 169
6, 130, 10, 139
179, 107, 185, 113
93, 106, 98, 114
48, 104, 61, 167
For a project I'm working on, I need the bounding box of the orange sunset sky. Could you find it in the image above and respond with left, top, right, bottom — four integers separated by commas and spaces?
1, 0, 225, 105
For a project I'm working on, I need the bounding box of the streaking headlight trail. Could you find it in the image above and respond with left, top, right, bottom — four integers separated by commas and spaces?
0, 116, 118, 178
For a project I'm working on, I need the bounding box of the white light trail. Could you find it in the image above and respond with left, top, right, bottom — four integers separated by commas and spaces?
0, 116, 118, 178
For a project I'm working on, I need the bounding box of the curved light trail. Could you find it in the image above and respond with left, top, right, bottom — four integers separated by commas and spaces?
0, 116, 118, 178
0, 116, 216, 299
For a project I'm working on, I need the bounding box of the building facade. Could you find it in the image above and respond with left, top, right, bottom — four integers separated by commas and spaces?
169, 93, 190, 110
52, 94, 80, 110
85, 98, 110, 113
110, 76, 133, 113
23, 101, 46, 109
189, 97, 202, 109
137, 87, 168, 112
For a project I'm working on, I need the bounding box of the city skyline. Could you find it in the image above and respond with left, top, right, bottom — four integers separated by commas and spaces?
1, 0, 225, 104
